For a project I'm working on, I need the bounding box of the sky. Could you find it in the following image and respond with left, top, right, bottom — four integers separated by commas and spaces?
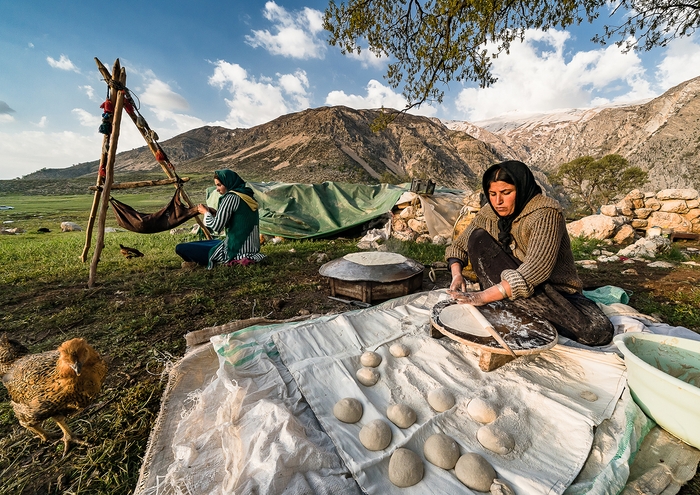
1, 1, 699, 180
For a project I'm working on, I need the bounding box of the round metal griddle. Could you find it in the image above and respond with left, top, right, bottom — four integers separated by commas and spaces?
319, 252, 424, 303
430, 299, 558, 356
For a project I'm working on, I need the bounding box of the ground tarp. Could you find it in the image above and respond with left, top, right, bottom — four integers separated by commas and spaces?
133, 291, 700, 495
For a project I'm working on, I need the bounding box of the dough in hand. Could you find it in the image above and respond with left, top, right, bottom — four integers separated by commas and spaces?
455, 453, 497, 492
427, 387, 455, 412
423, 433, 460, 469
359, 419, 392, 451
490, 479, 516, 495
477, 425, 515, 455
387, 403, 417, 428
333, 398, 363, 423
360, 351, 382, 367
389, 343, 410, 357
389, 448, 424, 487
356, 367, 380, 386
467, 397, 497, 424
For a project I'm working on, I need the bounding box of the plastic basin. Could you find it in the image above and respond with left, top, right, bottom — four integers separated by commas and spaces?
614, 332, 700, 449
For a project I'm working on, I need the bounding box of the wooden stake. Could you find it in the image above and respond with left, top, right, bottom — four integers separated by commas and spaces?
81, 58, 121, 262
88, 176, 190, 191
88, 66, 126, 288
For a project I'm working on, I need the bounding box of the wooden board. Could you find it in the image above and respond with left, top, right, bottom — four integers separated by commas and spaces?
430, 299, 558, 371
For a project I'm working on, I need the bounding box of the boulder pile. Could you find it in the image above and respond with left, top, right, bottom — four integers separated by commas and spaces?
567, 188, 700, 242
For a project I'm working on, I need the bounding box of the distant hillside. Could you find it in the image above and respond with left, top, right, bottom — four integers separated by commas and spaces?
22, 106, 502, 191
445, 76, 700, 190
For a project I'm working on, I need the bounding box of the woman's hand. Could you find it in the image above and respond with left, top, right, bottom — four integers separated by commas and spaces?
197, 204, 211, 215
447, 290, 487, 306
449, 274, 466, 291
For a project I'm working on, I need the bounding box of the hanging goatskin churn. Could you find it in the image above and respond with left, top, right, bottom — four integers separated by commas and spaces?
319, 252, 424, 304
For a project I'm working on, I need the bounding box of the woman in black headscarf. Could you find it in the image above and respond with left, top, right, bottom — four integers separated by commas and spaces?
445, 160, 613, 346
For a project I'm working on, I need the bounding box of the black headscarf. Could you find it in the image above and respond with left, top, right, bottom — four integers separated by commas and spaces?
482, 160, 542, 254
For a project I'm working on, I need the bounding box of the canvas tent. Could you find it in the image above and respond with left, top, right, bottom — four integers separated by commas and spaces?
134, 290, 700, 495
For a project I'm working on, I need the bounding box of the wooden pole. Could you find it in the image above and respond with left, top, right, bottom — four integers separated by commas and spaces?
88, 67, 126, 288
88, 176, 190, 191
81, 59, 121, 262
93, 58, 211, 240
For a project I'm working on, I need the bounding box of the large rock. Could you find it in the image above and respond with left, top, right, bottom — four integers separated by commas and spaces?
656, 189, 699, 201
615, 199, 634, 216
600, 205, 618, 216
659, 200, 689, 214
644, 198, 662, 211
567, 215, 626, 240
613, 224, 636, 244
617, 236, 671, 258
646, 211, 693, 232
684, 208, 700, 221
633, 208, 653, 219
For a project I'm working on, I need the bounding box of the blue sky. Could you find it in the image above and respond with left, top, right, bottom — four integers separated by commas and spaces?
1, 1, 699, 180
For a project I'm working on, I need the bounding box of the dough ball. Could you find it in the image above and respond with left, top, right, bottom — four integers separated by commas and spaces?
580, 390, 598, 402
455, 453, 497, 492
490, 479, 516, 495
360, 351, 382, 367
467, 397, 498, 424
387, 404, 417, 428
359, 419, 392, 451
388, 448, 424, 487
477, 424, 515, 455
333, 398, 363, 423
356, 367, 380, 386
389, 343, 410, 357
423, 433, 460, 469
427, 387, 455, 412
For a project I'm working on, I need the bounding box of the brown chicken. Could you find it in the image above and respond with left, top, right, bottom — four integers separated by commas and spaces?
1, 338, 107, 454
119, 244, 144, 258
0, 333, 29, 375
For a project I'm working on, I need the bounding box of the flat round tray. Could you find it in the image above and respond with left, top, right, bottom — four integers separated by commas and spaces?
319, 253, 424, 283
430, 299, 558, 355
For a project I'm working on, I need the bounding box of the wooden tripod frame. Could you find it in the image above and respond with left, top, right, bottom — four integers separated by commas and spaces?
83, 58, 211, 288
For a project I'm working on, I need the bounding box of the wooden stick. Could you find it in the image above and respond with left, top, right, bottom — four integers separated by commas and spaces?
88, 177, 190, 191
465, 304, 517, 357
81, 58, 121, 262
88, 66, 126, 288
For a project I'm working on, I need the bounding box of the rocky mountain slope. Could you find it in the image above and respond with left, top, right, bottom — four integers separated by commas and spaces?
446, 76, 700, 190
25, 107, 501, 190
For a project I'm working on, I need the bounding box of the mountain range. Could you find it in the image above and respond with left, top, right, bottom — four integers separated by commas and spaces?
22, 76, 700, 192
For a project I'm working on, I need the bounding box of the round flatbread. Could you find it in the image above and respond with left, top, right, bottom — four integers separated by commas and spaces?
438, 304, 491, 337
343, 252, 407, 266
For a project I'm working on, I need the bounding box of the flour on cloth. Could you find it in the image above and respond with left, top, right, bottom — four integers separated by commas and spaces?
273, 291, 627, 495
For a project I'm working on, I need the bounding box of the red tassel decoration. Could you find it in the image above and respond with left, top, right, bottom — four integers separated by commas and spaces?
155, 149, 165, 162
100, 99, 114, 113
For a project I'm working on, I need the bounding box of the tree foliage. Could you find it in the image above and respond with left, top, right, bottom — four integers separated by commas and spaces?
324, 0, 700, 111
550, 154, 649, 214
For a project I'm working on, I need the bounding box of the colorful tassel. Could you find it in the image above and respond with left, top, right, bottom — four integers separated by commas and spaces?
100, 99, 114, 113
98, 122, 112, 134
155, 149, 165, 162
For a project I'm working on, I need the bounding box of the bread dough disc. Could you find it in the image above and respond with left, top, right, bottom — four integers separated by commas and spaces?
333, 398, 363, 423
427, 387, 455, 412
343, 252, 407, 266
356, 367, 379, 386
389, 343, 410, 357
359, 419, 392, 451
467, 397, 497, 424
477, 424, 515, 455
387, 404, 417, 428
389, 448, 424, 487
454, 453, 497, 491
360, 351, 382, 367
423, 433, 460, 469
438, 304, 491, 337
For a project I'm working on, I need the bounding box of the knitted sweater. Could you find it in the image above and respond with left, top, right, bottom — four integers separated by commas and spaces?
445, 194, 582, 299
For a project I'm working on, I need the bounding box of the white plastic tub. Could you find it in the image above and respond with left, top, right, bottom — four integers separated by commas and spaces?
614, 332, 700, 449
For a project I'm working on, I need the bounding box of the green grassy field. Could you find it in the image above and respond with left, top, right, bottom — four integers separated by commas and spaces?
0, 195, 698, 494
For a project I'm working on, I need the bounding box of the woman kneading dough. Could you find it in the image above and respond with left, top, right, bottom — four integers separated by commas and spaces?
445, 161, 613, 346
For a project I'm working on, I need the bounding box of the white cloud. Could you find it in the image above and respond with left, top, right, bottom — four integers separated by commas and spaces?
28, 42, 34, 48
245, 1, 326, 59
73, 108, 101, 127
347, 48, 389, 69
454, 29, 657, 121
80, 85, 97, 101
325, 79, 437, 117
47, 54, 79, 72
0, 101, 15, 115
655, 36, 700, 89
0, 131, 102, 179
35, 116, 47, 128
141, 78, 190, 112
209, 60, 311, 127
0, 114, 14, 124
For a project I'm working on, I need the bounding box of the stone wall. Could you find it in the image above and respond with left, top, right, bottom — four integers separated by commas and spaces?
567, 188, 700, 242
